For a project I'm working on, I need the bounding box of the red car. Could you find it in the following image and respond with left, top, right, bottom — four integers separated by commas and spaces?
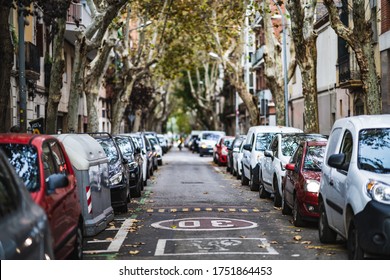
0, 133, 83, 259
214, 136, 235, 166
282, 140, 327, 227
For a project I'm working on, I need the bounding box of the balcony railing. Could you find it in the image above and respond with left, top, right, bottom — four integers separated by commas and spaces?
338, 55, 362, 88
251, 45, 265, 68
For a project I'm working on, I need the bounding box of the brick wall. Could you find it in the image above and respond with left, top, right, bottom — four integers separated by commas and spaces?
382, 0, 390, 34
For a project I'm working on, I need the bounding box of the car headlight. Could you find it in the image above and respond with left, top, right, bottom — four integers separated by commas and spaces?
304, 180, 320, 192
367, 180, 390, 205
201, 143, 207, 149
110, 173, 123, 185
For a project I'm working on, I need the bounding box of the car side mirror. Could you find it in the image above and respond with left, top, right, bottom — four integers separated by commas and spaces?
46, 173, 69, 195
264, 150, 274, 159
285, 163, 295, 171
243, 144, 251, 151
328, 153, 348, 171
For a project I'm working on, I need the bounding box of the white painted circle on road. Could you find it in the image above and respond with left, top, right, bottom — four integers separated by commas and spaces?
151, 217, 258, 231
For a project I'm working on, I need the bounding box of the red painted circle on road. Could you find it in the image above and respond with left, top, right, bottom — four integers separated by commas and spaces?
151, 217, 258, 231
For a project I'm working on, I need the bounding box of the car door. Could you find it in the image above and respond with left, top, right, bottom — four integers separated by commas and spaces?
326, 129, 353, 234
263, 136, 278, 188
285, 144, 304, 206
242, 132, 254, 179
41, 141, 70, 254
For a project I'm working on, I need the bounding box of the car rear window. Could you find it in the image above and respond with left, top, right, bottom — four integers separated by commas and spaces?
303, 145, 326, 171
95, 138, 119, 165
0, 144, 39, 192
358, 128, 390, 173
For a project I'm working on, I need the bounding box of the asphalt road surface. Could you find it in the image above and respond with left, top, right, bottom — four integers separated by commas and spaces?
83, 147, 348, 260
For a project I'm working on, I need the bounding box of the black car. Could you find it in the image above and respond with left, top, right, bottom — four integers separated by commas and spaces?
114, 135, 143, 198
89, 133, 130, 213
0, 149, 54, 260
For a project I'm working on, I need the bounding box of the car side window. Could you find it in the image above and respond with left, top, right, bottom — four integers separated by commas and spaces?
49, 141, 69, 175
42, 143, 57, 180
270, 137, 278, 157
340, 130, 353, 171
294, 145, 304, 170
326, 127, 343, 163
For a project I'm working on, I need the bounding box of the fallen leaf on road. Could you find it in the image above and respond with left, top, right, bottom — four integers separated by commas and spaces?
203, 192, 209, 194
293, 235, 302, 241
240, 235, 247, 239
170, 225, 177, 229
270, 241, 278, 244
295, 229, 302, 232
301, 241, 312, 245
129, 250, 140, 255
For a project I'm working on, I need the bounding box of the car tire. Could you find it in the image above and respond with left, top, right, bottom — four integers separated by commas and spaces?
68, 219, 83, 260
293, 195, 305, 227
250, 172, 259, 191
281, 188, 292, 215
131, 182, 142, 198
347, 219, 364, 260
236, 163, 241, 179
259, 181, 270, 199
241, 169, 249, 186
318, 201, 337, 243
273, 176, 282, 207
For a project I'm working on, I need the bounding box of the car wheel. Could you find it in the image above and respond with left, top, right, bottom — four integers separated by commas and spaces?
273, 177, 282, 207
259, 182, 270, 198
318, 200, 337, 243
200, 153, 204, 157
293, 195, 305, 227
347, 219, 364, 259
281, 187, 292, 215
158, 159, 163, 166
241, 169, 249, 186
250, 172, 259, 191
150, 165, 154, 176
69, 219, 83, 260
236, 163, 241, 179
131, 182, 142, 198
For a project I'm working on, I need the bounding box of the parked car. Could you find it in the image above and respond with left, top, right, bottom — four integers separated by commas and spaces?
214, 136, 235, 166
318, 115, 390, 259
0, 149, 54, 260
0, 133, 83, 259
89, 133, 131, 213
129, 132, 154, 185
227, 135, 246, 174
198, 130, 226, 157
113, 135, 143, 198
145, 134, 163, 167
157, 134, 169, 154
241, 126, 303, 191
260, 133, 327, 206
282, 139, 328, 227
232, 137, 247, 179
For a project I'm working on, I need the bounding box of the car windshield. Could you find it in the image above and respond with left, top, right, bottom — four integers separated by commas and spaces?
96, 138, 119, 164
202, 133, 221, 141
148, 137, 158, 146
303, 145, 326, 171
255, 133, 275, 151
282, 135, 301, 156
133, 136, 144, 148
233, 138, 244, 148
0, 144, 39, 192
358, 128, 390, 174
114, 137, 133, 159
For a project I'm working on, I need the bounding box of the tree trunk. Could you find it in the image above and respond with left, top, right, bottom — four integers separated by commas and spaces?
111, 79, 135, 134
0, 5, 13, 132
67, 37, 87, 132
86, 87, 99, 132
286, 0, 319, 133
235, 79, 260, 126
132, 108, 142, 132
46, 17, 66, 134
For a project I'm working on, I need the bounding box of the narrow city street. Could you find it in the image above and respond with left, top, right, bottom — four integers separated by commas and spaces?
83, 147, 348, 260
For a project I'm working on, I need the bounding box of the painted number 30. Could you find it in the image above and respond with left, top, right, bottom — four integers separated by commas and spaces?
178, 220, 234, 228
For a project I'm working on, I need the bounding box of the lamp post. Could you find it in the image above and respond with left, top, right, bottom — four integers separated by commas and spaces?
271, 0, 289, 126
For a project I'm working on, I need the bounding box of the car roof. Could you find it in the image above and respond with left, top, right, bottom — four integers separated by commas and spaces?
247, 125, 303, 133
0, 133, 56, 145
333, 115, 390, 130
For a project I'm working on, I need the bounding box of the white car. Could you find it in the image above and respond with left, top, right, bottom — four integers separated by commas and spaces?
260, 133, 327, 207
145, 135, 163, 167
232, 136, 246, 179
241, 126, 302, 191
198, 130, 226, 157
319, 115, 390, 259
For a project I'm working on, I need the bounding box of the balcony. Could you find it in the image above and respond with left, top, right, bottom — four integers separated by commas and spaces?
338, 55, 362, 88
65, 2, 92, 44
251, 45, 265, 70
25, 42, 40, 80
